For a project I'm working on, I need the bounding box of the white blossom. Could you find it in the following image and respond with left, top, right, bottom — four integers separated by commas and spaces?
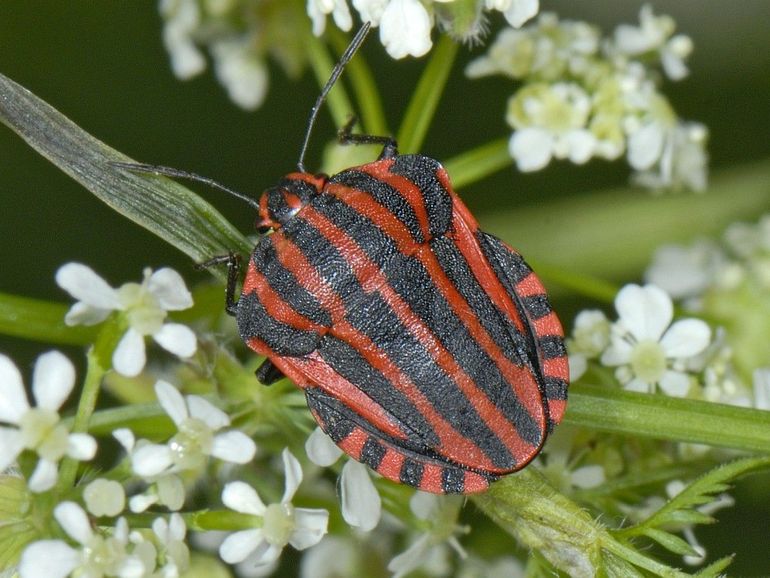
130, 381, 256, 479
305, 427, 382, 531
160, 0, 206, 79
211, 38, 270, 111
19, 503, 152, 578
379, 0, 433, 59
308, 0, 353, 36
56, 264, 197, 377
219, 449, 329, 567
601, 284, 711, 396
388, 492, 468, 578
83, 478, 126, 517
644, 240, 727, 300
152, 513, 190, 576
0, 351, 96, 492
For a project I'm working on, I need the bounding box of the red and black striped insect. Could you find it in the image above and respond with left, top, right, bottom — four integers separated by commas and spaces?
122, 24, 568, 494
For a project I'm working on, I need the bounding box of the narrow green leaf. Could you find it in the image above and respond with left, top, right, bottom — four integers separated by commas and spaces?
444, 138, 512, 189
397, 35, 458, 153
0, 292, 96, 345
568, 384, 770, 454
693, 555, 734, 577
0, 73, 250, 264
642, 528, 698, 556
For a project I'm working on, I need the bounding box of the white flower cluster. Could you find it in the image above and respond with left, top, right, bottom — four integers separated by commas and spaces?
467, 6, 708, 192
568, 283, 712, 397
308, 0, 540, 59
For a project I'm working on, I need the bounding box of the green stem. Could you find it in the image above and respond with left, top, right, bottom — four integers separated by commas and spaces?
567, 384, 770, 453
0, 293, 96, 345
396, 35, 458, 153
328, 27, 388, 136
57, 322, 123, 490
527, 262, 619, 303
185, 510, 262, 532
443, 138, 512, 189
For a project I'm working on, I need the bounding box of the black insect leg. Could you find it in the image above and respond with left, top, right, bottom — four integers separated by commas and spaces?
195, 253, 241, 317
337, 116, 399, 160
255, 359, 285, 385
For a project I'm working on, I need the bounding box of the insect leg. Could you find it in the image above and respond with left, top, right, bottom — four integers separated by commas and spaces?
195, 253, 241, 317
337, 116, 399, 160
255, 359, 285, 385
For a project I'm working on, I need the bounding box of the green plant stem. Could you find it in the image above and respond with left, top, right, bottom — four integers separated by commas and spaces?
0, 293, 96, 345
443, 138, 512, 189
57, 322, 123, 490
396, 35, 458, 153
527, 262, 619, 303
567, 384, 770, 453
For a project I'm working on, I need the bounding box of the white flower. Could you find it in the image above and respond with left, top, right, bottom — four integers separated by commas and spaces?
160, 0, 206, 79
219, 449, 329, 567
613, 4, 693, 81
130, 380, 257, 477
299, 535, 359, 578
600, 284, 711, 396
305, 427, 382, 531
0, 351, 96, 492
211, 38, 270, 110
631, 121, 709, 192
507, 82, 596, 171
538, 426, 605, 493
388, 492, 468, 578
152, 513, 190, 576
644, 240, 727, 300
84, 478, 126, 517
308, 0, 353, 36
19, 503, 151, 578
488, 0, 539, 28
379, 0, 433, 59
56, 263, 197, 377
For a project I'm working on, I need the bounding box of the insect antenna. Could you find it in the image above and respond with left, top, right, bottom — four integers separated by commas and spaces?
296, 22, 371, 173
110, 161, 261, 211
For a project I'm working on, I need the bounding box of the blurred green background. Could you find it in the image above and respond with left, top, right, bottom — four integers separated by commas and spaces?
1, 1, 770, 574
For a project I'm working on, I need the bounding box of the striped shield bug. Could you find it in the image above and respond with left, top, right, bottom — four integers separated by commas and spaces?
118, 24, 568, 494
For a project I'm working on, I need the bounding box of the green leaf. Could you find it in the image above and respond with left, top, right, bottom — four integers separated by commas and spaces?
693, 555, 734, 577
618, 456, 770, 540
0, 72, 250, 265
642, 528, 698, 557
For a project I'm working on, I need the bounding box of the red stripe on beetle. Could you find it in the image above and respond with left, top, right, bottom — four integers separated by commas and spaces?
300, 206, 540, 472
271, 230, 503, 471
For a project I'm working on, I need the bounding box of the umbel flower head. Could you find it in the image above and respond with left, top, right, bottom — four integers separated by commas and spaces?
0, 351, 96, 492
56, 263, 197, 377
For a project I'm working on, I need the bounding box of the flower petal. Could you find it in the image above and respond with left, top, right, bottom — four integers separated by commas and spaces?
187, 395, 229, 430
0, 355, 30, 423
509, 128, 554, 172
289, 508, 330, 550
113, 328, 147, 377
624, 377, 652, 393
147, 268, 193, 310
54, 501, 92, 545
153, 323, 197, 358
66, 433, 97, 461
154, 380, 189, 426
305, 427, 343, 467
615, 284, 672, 341
281, 448, 303, 503
32, 351, 75, 411
660, 319, 711, 359
222, 481, 266, 516
29, 459, 58, 492
19, 540, 80, 578
340, 460, 381, 531
211, 430, 257, 464
132, 443, 174, 477
600, 337, 633, 366
628, 122, 665, 171
571, 465, 605, 489
753, 369, 770, 411
55, 263, 120, 309
659, 370, 691, 397
113, 428, 135, 452
0, 427, 24, 471
379, 0, 432, 59
388, 534, 430, 578
219, 529, 264, 564
503, 0, 539, 28
63, 301, 112, 326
